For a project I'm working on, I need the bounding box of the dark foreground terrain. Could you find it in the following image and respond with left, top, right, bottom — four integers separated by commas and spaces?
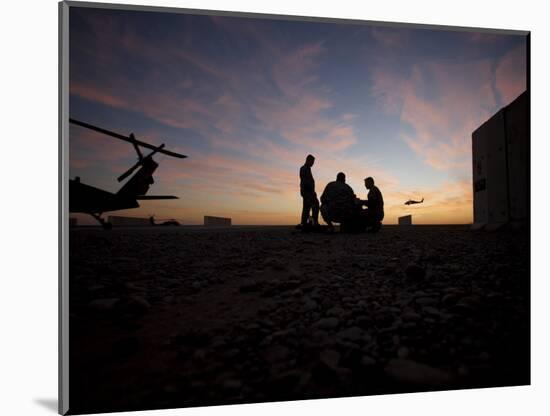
68, 225, 529, 414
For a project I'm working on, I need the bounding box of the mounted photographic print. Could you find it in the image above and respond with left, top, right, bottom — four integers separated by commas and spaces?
59, 1, 530, 414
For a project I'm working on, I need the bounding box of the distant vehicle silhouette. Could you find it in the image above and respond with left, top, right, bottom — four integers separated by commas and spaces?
149, 216, 180, 226
404, 197, 424, 205
69, 118, 187, 229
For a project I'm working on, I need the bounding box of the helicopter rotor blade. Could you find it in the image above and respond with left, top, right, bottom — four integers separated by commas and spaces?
117, 160, 143, 182
69, 118, 188, 159
118, 141, 168, 183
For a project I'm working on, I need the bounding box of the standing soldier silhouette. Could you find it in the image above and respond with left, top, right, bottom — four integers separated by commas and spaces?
299, 154, 320, 228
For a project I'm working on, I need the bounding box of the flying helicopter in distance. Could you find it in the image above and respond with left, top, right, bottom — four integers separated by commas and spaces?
69, 118, 187, 229
404, 197, 424, 206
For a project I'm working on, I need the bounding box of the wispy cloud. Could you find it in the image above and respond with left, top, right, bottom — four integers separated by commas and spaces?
495, 45, 527, 105
370, 26, 410, 48
69, 10, 526, 225
370, 49, 525, 173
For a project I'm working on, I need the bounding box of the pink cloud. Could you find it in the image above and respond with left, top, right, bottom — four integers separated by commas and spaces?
371, 56, 502, 171
252, 86, 357, 152
371, 26, 410, 48
69, 124, 134, 174
496, 45, 527, 105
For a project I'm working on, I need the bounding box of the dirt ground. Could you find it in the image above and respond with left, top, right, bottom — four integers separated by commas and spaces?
67, 225, 530, 414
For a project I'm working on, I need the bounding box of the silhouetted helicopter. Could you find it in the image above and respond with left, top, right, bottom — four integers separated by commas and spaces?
149, 215, 181, 226
69, 118, 187, 229
404, 197, 424, 206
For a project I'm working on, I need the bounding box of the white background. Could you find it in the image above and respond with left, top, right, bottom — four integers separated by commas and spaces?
1, 0, 548, 415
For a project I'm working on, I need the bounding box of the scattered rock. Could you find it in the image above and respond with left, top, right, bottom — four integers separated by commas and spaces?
239, 278, 259, 293
422, 306, 440, 316
361, 355, 377, 367
314, 317, 340, 330
336, 327, 363, 342
355, 315, 370, 327
312, 330, 330, 344
397, 346, 410, 359
401, 311, 421, 322
442, 293, 459, 306
112, 336, 140, 358
125, 295, 151, 313
265, 345, 290, 363
405, 263, 426, 280
327, 307, 346, 317
320, 349, 341, 368
264, 258, 286, 270
222, 379, 242, 391
384, 359, 454, 386
303, 297, 318, 311
88, 298, 119, 312
415, 297, 438, 306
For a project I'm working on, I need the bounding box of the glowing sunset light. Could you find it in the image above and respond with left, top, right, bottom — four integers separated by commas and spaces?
69, 8, 527, 225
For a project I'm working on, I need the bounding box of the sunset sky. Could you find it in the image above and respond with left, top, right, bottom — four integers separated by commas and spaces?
69, 6, 527, 225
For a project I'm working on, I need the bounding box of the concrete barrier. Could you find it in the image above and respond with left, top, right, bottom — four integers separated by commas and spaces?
398, 215, 412, 226
204, 216, 231, 226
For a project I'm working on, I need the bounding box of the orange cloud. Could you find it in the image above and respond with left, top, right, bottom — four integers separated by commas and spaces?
371, 26, 410, 48
383, 179, 473, 224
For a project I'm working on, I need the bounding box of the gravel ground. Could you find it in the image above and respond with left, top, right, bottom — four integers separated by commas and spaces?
67, 225, 529, 414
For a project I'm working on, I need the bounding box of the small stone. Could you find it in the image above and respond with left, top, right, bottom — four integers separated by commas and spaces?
303, 297, 318, 311
458, 365, 470, 376
239, 278, 259, 293
112, 336, 140, 357
392, 334, 400, 346
422, 306, 440, 316
327, 307, 346, 317
312, 330, 330, 344
126, 295, 151, 312
442, 293, 459, 306
405, 263, 426, 280
291, 288, 303, 297
264, 258, 286, 270
193, 349, 206, 360
88, 298, 119, 312
223, 379, 242, 391
124, 282, 143, 292
397, 346, 410, 358
336, 327, 363, 342
320, 349, 341, 368
402, 312, 421, 322
355, 315, 370, 327
211, 336, 227, 348
361, 355, 376, 367
416, 297, 438, 306
265, 345, 290, 363
87, 284, 105, 292
384, 359, 453, 386
314, 317, 340, 329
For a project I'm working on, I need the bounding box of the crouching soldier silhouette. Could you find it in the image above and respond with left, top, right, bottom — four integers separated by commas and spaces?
358, 176, 384, 232
298, 154, 320, 229
320, 172, 357, 232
